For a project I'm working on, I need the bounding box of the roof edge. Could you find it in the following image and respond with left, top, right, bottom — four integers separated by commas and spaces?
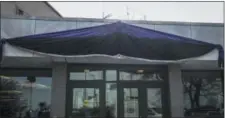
0, 15, 223, 27
44, 2, 63, 18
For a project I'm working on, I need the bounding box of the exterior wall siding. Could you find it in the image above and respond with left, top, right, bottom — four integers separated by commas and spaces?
0, 2, 61, 18
0, 2, 17, 16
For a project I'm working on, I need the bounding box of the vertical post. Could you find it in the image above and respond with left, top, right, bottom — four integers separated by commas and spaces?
51, 63, 67, 118
221, 69, 224, 100
84, 70, 87, 100
30, 83, 32, 110
168, 64, 184, 118
27, 76, 36, 110
0, 76, 2, 90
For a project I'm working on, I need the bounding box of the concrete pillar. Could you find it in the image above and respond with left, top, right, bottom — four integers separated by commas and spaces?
51, 63, 67, 118
168, 64, 184, 118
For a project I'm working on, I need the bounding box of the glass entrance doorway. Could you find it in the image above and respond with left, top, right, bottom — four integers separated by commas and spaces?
66, 65, 169, 118
67, 82, 105, 118
118, 82, 163, 118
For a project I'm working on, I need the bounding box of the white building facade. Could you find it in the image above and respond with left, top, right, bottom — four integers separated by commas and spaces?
0, 15, 223, 118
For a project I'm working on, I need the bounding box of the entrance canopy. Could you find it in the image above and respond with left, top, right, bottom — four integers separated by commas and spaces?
0, 21, 223, 68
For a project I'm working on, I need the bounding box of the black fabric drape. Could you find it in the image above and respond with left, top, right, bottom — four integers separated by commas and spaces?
0, 22, 223, 66
2, 33, 217, 61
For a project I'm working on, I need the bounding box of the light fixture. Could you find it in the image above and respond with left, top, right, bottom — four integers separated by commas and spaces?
137, 69, 144, 73
84, 69, 89, 73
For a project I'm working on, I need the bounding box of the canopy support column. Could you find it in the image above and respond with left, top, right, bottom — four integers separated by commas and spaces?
168, 64, 184, 118
51, 63, 67, 118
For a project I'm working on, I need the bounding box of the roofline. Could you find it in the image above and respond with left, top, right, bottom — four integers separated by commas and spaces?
1, 15, 223, 27
44, 2, 63, 18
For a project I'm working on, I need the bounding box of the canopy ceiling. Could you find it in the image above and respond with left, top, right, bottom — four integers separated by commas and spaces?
0, 21, 223, 67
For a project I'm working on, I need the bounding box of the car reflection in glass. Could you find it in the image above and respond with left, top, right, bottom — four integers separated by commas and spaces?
148, 108, 162, 118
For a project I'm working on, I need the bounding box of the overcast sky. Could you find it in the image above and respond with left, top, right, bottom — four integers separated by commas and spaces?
49, 2, 224, 23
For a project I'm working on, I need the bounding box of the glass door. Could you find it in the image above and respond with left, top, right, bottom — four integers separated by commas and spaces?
118, 82, 163, 118
145, 88, 163, 118
66, 82, 105, 118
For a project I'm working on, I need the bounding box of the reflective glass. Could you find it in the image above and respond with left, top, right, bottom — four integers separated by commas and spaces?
124, 88, 139, 118
72, 88, 100, 117
120, 71, 163, 81
70, 69, 103, 80
106, 70, 117, 81
147, 88, 162, 118
106, 83, 117, 117
0, 76, 52, 118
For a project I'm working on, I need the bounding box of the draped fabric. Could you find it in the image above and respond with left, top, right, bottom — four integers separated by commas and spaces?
0, 21, 223, 67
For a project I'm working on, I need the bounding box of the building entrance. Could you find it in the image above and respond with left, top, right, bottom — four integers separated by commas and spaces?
66, 65, 170, 118
118, 82, 163, 118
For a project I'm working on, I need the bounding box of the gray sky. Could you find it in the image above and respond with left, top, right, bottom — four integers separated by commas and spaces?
49, 2, 224, 23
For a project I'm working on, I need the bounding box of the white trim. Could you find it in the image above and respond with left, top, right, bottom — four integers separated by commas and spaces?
1, 43, 220, 70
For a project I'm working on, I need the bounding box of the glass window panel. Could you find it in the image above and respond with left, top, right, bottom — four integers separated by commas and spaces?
119, 70, 163, 81
182, 72, 223, 117
70, 69, 103, 80
147, 88, 162, 118
70, 72, 85, 80
72, 88, 100, 117
106, 70, 117, 81
106, 83, 117, 117
120, 72, 131, 80
0, 76, 52, 118
124, 88, 139, 118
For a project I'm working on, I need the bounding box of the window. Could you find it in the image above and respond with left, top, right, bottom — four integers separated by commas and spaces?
106, 83, 117, 117
0, 76, 52, 118
106, 70, 117, 81
70, 69, 103, 80
182, 71, 223, 117
72, 88, 100, 115
119, 70, 163, 81
124, 88, 139, 117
